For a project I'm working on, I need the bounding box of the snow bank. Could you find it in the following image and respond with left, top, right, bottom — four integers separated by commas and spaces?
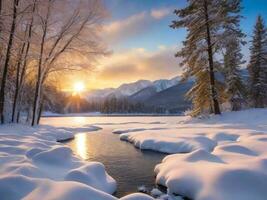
155, 149, 267, 200
0, 175, 117, 200
120, 193, 154, 200
151, 109, 267, 200
120, 131, 216, 153
113, 128, 147, 134
58, 125, 102, 133
64, 162, 116, 194
113, 127, 167, 134
0, 124, 118, 200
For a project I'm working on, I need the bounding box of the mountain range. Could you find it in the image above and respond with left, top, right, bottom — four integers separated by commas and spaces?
85, 76, 192, 113
85, 68, 251, 113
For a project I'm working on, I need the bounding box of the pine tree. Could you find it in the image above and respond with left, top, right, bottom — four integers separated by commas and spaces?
171, 0, 243, 116
224, 38, 246, 111
223, 2, 246, 111
248, 16, 267, 108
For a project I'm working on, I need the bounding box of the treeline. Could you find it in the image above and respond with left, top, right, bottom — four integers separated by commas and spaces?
172, 0, 267, 116
0, 0, 106, 125
62, 96, 168, 114
97, 97, 167, 114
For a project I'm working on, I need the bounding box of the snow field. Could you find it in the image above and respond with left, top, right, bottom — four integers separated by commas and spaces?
0, 124, 154, 200
117, 109, 267, 200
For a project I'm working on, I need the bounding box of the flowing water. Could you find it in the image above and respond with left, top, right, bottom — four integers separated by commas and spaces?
41, 116, 181, 197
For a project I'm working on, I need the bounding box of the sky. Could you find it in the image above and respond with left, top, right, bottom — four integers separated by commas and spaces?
71, 0, 267, 90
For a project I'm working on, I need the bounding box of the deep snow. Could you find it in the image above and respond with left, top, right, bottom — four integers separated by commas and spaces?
1, 109, 267, 200
0, 124, 154, 200
118, 109, 267, 200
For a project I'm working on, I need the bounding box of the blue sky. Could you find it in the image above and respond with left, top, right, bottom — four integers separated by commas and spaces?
88, 0, 267, 89
103, 0, 267, 50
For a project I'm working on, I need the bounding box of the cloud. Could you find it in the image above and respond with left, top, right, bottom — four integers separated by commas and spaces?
93, 46, 183, 88
102, 7, 171, 44
103, 12, 149, 43
150, 8, 171, 19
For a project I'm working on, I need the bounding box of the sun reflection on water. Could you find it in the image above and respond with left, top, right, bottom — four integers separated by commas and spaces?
75, 133, 88, 159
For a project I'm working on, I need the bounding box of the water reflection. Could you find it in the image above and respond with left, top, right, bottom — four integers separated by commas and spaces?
67, 130, 166, 197
75, 133, 88, 159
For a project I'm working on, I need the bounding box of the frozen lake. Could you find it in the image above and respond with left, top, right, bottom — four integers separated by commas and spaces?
41, 116, 182, 197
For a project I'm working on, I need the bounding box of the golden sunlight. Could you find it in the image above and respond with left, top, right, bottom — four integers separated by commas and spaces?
75, 133, 88, 159
73, 82, 85, 93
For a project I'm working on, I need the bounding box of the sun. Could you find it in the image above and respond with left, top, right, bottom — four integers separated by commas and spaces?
73, 82, 85, 93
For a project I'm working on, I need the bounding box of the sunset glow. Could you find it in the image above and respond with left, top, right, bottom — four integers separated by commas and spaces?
73, 82, 85, 93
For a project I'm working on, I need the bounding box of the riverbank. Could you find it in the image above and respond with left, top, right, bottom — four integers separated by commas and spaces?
2, 109, 267, 200
0, 123, 154, 200
118, 108, 267, 200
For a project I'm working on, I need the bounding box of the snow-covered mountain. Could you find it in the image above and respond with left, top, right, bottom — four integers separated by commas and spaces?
112, 80, 152, 97
86, 76, 181, 101
85, 88, 115, 101
152, 76, 180, 92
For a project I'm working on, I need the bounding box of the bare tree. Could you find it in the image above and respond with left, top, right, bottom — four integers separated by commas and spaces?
31, 0, 52, 126
0, 0, 106, 125
31, 0, 107, 125
12, 0, 37, 122
0, 0, 19, 123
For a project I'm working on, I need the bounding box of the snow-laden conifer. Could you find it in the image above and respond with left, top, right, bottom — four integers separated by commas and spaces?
222, 0, 246, 111
171, 0, 244, 116
248, 16, 267, 108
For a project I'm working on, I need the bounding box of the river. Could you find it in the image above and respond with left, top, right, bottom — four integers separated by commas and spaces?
41, 116, 181, 197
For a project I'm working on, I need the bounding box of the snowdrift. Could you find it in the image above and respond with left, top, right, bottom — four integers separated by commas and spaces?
0, 124, 134, 200
120, 109, 267, 200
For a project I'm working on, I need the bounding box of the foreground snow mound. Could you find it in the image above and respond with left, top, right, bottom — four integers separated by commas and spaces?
32, 146, 75, 166
153, 109, 267, 200
155, 149, 267, 200
65, 162, 116, 194
120, 193, 154, 200
0, 124, 117, 200
0, 175, 117, 200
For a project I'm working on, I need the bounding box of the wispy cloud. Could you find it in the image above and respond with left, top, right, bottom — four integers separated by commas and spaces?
103, 12, 148, 43
93, 46, 182, 88
102, 7, 172, 44
150, 7, 171, 19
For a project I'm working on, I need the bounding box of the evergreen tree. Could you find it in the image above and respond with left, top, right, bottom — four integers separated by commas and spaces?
248, 16, 267, 108
223, 2, 246, 111
224, 38, 246, 110
171, 0, 243, 116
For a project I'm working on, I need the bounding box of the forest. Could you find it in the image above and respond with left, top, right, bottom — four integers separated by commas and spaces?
0, 0, 267, 124
0, 0, 107, 125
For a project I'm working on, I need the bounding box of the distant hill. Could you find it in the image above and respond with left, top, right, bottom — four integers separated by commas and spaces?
130, 86, 158, 102
86, 76, 181, 102
142, 81, 193, 112
84, 75, 192, 113
107, 80, 153, 99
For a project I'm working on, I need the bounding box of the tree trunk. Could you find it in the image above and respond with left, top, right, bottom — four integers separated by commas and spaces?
203, 0, 221, 115
32, 71, 42, 126
37, 98, 43, 125
0, 0, 19, 123
32, 0, 51, 126
12, 42, 26, 122
15, 0, 37, 122
16, 110, 20, 123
